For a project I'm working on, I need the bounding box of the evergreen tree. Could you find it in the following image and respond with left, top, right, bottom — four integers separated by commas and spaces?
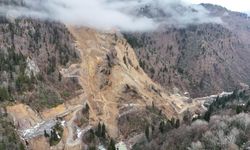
19, 143, 25, 150
96, 122, 102, 137
236, 106, 243, 114
89, 129, 95, 142
159, 121, 165, 133
175, 119, 180, 128
145, 125, 150, 141
58, 72, 62, 81
0, 87, 9, 101
44, 130, 49, 138
85, 103, 90, 112
108, 139, 116, 150
170, 118, 176, 127
204, 108, 211, 122
101, 123, 106, 138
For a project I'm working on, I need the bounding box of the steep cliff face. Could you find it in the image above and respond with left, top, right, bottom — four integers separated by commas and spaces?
124, 5, 250, 98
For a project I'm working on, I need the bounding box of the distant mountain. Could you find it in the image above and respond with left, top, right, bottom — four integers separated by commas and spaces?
124, 3, 250, 97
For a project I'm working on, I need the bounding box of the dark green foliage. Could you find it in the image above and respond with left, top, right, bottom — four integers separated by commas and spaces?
159, 121, 165, 133
149, 67, 155, 75
101, 124, 106, 138
89, 129, 95, 142
44, 130, 49, 138
139, 59, 145, 69
204, 108, 212, 122
96, 122, 102, 137
86, 103, 90, 112
0, 87, 10, 101
47, 56, 56, 74
159, 118, 179, 134
0, 18, 85, 128
236, 106, 243, 114
46, 122, 63, 146
89, 146, 96, 150
49, 129, 59, 146
0, 115, 24, 150
145, 125, 150, 141
19, 143, 25, 150
177, 67, 184, 74
123, 34, 143, 48
34, 85, 63, 111
133, 89, 250, 150
0, 46, 33, 95
0, 47, 26, 72
95, 122, 106, 138
108, 139, 116, 150
15, 73, 33, 92
82, 103, 90, 114
58, 72, 62, 81
170, 117, 176, 127
202, 89, 248, 121
83, 129, 96, 146
175, 119, 180, 128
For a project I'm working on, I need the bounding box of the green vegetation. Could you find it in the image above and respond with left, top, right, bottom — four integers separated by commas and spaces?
202, 89, 248, 122
134, 89, 250, 150
82, 123, 113, 150
35, 85, 63, 111
62, 91, 70, 98
108, 139, 116, 150
158, 118, 180, 134
44, 122, 64, 146
95, 122, 106, 138
0, 47, 26, 73
15, 73, 33, 92
145, 124, 150, 141
0, 115, 24, 150
0, 87, 10, 102
123, 34, 143, 48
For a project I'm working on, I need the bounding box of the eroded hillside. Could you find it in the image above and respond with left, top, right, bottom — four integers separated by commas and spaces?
3, 25, 199, 149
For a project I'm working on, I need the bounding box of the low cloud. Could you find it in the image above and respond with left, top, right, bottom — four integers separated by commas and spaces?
1, 0, 222, 31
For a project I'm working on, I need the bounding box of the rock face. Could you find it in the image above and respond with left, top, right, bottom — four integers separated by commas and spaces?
124, 4, 250, 98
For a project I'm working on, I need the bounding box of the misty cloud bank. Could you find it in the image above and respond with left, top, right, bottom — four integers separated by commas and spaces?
0, 0, 222, 31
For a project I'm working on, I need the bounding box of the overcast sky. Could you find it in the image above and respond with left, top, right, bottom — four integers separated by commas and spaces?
188, 0, 250, 13
2, 0, 248, 31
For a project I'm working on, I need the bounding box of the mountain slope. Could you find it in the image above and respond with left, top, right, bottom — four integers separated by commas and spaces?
0, 18, 81, 111
4, 25, 195, 149
124, 4, 250, 98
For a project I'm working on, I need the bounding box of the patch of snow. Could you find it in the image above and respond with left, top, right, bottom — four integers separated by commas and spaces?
219, 91, 233, 97
98, 144, 106, 150
61, 120, 66, 127
56, 131, 61, 139
75, 125, 92, 140
76, 128, 81, 138
19, 120, 57, 139
116, 141, 127, 150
